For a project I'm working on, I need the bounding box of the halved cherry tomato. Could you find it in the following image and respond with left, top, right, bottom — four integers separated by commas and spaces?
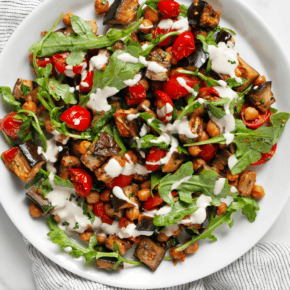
79, 70, 94, 93
199, 144, 217, 161
198, 87, 220, 96
162, 74, 199, 99
106, 174, 133, 189
52, 52, 87, 77
143, 191, 177, 210
241, 104, 271, 129
119, 217, 129, 228
69, 168, 92, 197
29, 53, 57, 76
153, 25, 176, 47
0, 112, 24, 139
171, 31, 195, 61
155, 90, 174, 122
60, 105, 91, 131
158, 0, 181, 18
2, 147, 19, 172
251, 143, 277, 166
146, 147, 167, 171
125, 83, 146, 106
93, 201, 113, 225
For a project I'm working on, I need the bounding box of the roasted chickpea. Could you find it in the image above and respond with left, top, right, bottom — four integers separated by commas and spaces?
218, 144, 227, 150
63, 13, 73, 26
79, 140, 91, 155
140, 19, 153, 34
29, 203, 42, 218
228, 179, 238, 188
126, 207, 139, 221
226, 169, 239, 182
192, 158, 206, 171
197, 131, 209, 142
88, 20, 98, 34
95, 0, 109, 15
251, 185, 265, 199
137, 189, 151, 201
157, 232, 169, 242
87, 204, 93, 211
137, 99, 151, 111
245, 107, 259, 121
184, 242, 199, 255
79, 230, 93, 242
206, 120, 221, 137
143, 7, 159, 23
191, 107, 205, 118
97, 234, 106, 244
216, 202, 227, 216
45, 119, 55, 134
253, 75, 266, 86
86, 191, 100, 204
113, 41, 125, 51
54, 215, 61, 223
139, 78, 150, 91
169, 247, 185, 261
172, 226, 182, 236
22, 101, 37, 113
100, 189, 111, 202
141, 180, 151, 189
188, 145, 201, 157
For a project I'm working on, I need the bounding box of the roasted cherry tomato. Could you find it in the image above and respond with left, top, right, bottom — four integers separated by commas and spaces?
153, 25, 176, 47
241, 104, 271, 129
162, 74, 199, 99
69, 168, 93, 197
29, 53, 57, 76
0, 112, 24, 139
146, 147, 167, 171
158, 0, 181, 18
125, 83, 146, 106
2, 147, 19, 172
143, 191, 177, 210
60, 105, 91, 131
199, 144, 217, 161
171, 31, 195, 61
52, 52, 87, 77
251, 144, 277, 166
119, 217, 129, 228
155, 90, 174, 122
198, 87, 220, 96
93, 201, 113, 225
106, 174, 133, 189
79, 70, 94, 93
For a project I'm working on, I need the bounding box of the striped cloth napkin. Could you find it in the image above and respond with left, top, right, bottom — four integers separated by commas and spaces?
1, 1, 290, 289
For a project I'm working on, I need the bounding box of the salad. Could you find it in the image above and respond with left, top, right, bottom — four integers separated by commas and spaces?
0, 0, 289, 272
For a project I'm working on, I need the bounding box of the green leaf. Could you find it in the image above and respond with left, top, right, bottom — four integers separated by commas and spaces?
226, 77, 247, 89
70, 15, 94, 36
132, 134, 169, 150
0, 86, 21, 109
151, 171, 163, 192
184, 134, 226, 146
176, 99, 202, 121
53, 175, 74, 188
48, 78, 77, 104
205, 98, 230, 119
17, 116, 31, 140
40, 178, 53, 198
20, 84, 32, 96
178, 5, 188, 18
43, 205, 54, 214
66, 51, 86, 66
236, 85, 252, 114
178, 69, 220, 87
139, 112, 163, 134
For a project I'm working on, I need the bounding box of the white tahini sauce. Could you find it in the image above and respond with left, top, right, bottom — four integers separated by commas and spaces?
127, 113, 140, 121
139, 56, 167, 73
157, 103, 173, 120
117, 53, 139, 63
228, 155, 238, 170
213, 178, 226, 195
89, 50, 109, 71
177, 77, 197, 96
38, 139, 62, 163
112, 186, 138, 208
51, 130, 69, 145
171, 176, 191, 191
123, 73, 142, 87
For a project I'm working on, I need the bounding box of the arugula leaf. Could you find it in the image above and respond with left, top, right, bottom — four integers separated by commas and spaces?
151, 171, 163, 192
82, 203, 95, 225
236, 85, 252, 114
139, 112, 163, 134
20, 84, 32, 96
158, 162, 194, 205
0, 86, 21, 109
40, 178, 53, 198
178, 5, 188, 18
176, 99, 202, 121
66, 51, 86, 66
132, 134, 169, 150
53, 175, 74, 188
205, 98, 230, 119
70, 15, 94, 36
178, 69, 220, 87
17, 116, 31, 140
48, 78, 77, 104
43, 205, 54, 214
226, 77, 247, 89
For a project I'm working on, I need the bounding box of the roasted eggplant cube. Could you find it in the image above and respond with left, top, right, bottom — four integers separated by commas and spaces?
136, 215, 155, 232
93, 132, 121, 157
211, 149, 231, 171
134, 237, 166, 272
113, 109, 139, 137
162, 151, 185, 173
26, 186, 52, 213
238, 171, 257, 197
188, 0, 220, 30
105, 235, 132, 256
13, 78, 34, 101
103, 0, 139, 25
96, 257, 124, 270
246, 81, 275, 113
215, 30, 233, 44
19, 140, 45, 168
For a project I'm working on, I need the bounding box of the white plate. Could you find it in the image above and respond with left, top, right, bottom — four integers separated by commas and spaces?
0, 0, 290, 288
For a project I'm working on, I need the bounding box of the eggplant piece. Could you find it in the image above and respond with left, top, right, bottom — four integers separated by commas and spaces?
19, 140, 45, 168
114, 108, 139, 137
246, 81, 275, 113
136, 215, 155, 232
96, 257, 124, 270
178, 43, 208, 71
215, 30, 232, 44
110, 184, 138, 211
162, 151, 185, 173
134, 237, 166, 272
103, 0, 139, 25
238, 171, 256, 197
26, 186, 52, 213
105, 235, 132, 256
188, 0, 220, 30
195, 164, 213, 175
211, 149, 232, 171
13, 78, 34, 101
93, 132, 121, 157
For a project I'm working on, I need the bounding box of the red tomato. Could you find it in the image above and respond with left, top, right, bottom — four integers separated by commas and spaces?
241, 104, 271, 129
198, 87, 220, 96
162, 74, 199, 99
171, 31, 195, 61
127, 236, 142, 243
158, 0, 181, 18
69, 168, 93, 197
60, 105, 91, 131
2, 147, 19, 172
153, 26, 176, 47
143, 194, 164, 210
119, 217, 129, 228
106, 174, 133, 189
52, 52, 87, 77
155, 90, 174, 122
93, 201, 113, 225
125, 83, 146, 106
0, 112, 24, 139
251, 144, 277, 166
79, 70, 94, 93
199, 144, 217, 161
29, 53, 57, 75
146, 147, 167, 171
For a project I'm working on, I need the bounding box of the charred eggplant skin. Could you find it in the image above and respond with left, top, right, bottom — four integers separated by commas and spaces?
136, 216, 155, 232
19, 140, 45, 168
188, 0, 207, 26
215, 30, 232, 44
26, 186, 52, 213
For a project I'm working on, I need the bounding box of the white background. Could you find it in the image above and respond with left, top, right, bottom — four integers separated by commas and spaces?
0, 0, 290, 289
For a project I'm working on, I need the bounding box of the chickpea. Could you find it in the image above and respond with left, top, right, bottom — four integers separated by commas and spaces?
143, 7, 159, 23
226, 169, 239, 182
45, 118, 55, 134
100, 189, 111, 202
131, 31, 139, 43
206, 120, 221, 137
197, 131, 209, 142
54, 215, 61, 223
172, 226, 182, 236
251, 185, 265, 199
218, 144, 227, 150
137, 100, 150, 112
212, 166, 220, 174
95, 0, 109, 15
170, 67, 184, 77
245, 107, 259, 121
79, 140, 91, 155
87, 204, 93, 211
86, 191, 100, 204
88, 20, 98, 34
97, 234, 106, 244
126, 207, 139, 221
253, 75, 266, 86
140, 19, 153, 34
169, 247, 185, 261
188, 145, 201, 157
191, 107, 205, 118
22, 101, 37, 113
229, 179, 238, 188
123, 151, 137, 164
216, 202, 227, 216
184, 242, 199, 255
63, 13, 73, 26
192, 158, 206, 171
157, 232, 169, 242
29, 203, 42, 218
113, 41, 125, 51
79, 230, 93, 242
141, 180, 151, 189
139, 78, 149, 91
137, 189, 151, 201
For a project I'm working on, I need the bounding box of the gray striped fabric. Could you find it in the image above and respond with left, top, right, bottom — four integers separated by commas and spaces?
1, 0, 290, 289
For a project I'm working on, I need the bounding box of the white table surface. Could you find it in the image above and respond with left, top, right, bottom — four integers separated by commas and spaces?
1, 0, 290, 289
